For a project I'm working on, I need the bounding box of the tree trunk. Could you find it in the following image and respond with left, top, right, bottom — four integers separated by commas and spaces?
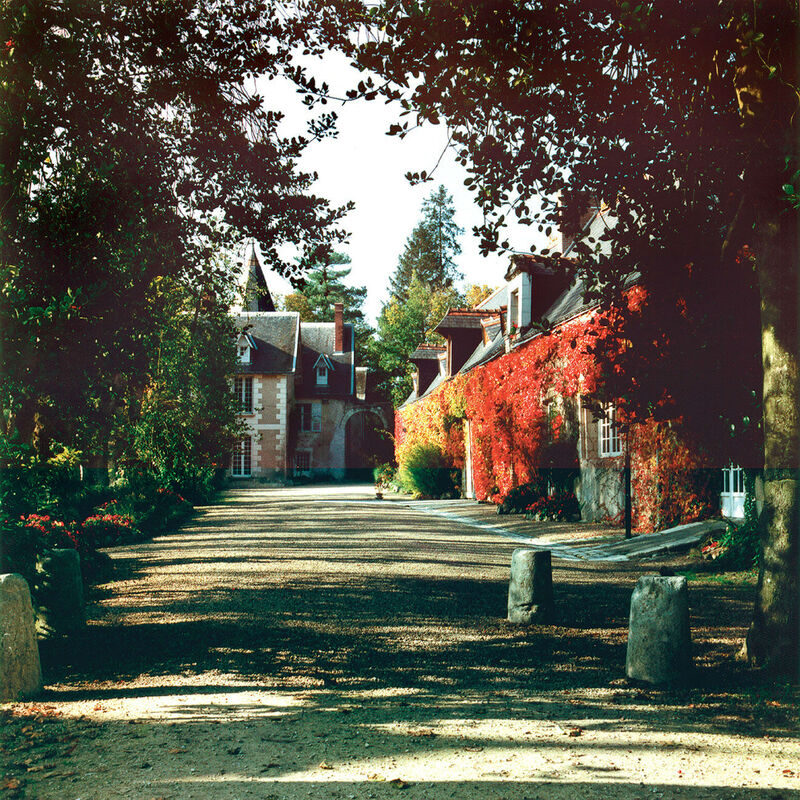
731, 3, 799, 679
742, 211, 799, 676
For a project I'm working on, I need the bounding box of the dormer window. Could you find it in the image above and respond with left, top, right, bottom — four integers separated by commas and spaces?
509, 289, 519, 333
237, 332, 256, 364
312, 354, 334, 387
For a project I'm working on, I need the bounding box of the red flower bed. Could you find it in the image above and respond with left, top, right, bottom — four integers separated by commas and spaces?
81, 514, 140, 548
20, 514, 79, 551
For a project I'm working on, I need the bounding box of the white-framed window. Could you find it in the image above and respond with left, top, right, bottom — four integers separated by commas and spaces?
294, 450, 311, 473
316, 365, 329, 386
298, 402, 322, 432
598, 404, 622, 457
231, 437, 252, 477
234, 376, 253, 413
238, 344, 250, 363
508, 288, 519, 334
721, 465, 746, 519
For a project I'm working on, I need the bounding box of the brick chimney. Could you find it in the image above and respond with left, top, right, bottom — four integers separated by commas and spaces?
334, 302, 344, 353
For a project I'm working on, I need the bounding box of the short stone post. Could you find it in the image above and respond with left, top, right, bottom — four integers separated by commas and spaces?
507, 548, 553, 623
0, 573, 43, 700
626, 575, 692, 685
36, 549, 85, 638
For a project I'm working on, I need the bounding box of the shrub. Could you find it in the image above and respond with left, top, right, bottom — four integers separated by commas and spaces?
525, 491, 580, 522
81, 514, 141, 548
109, 467, 193, 535
496, 480, 544, 515
712, 472, 760, 571
397, 442, 458, 498
373, 462, 396, 488
19, 514, 79, 551
0, 518, 41, 588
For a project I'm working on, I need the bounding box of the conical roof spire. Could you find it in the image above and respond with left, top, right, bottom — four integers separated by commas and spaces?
243, 239, 276, 312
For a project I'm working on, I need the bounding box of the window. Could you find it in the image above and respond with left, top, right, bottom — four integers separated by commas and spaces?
234, 376, 253, 413
298, 402, 322, 432
294, 450, 311, 472
231, 437, 251, 477
238, 343, 252, 364
508, 289, 519, 334
721, 465, 745, 519
316, 365, 329, 386
598, 404, 622, 457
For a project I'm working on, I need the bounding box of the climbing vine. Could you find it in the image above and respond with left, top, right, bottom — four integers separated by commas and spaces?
396, 285, 731, 532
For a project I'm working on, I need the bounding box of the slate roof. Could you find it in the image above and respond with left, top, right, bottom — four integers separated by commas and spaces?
410, 345, 446, 361
234, 312, 299, 374
419, 371, 446, 401
298, 322, 354, 397
240, 241, 277, 312
461, 324, 506, 373
434, 309, 490, 333
476, 284, 509, 311
505, 253, 566, 281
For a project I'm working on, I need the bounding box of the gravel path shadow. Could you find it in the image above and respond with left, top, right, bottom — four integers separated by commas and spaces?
3, 484, 798, 800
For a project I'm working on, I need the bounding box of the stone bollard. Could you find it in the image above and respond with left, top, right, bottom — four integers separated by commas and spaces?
626, 575, 692, 685
0, 573, 43, 700
36, 549, 85, 638
507, 549, 553, 623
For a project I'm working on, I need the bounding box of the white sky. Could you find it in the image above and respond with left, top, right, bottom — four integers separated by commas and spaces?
259, 54, 543, 324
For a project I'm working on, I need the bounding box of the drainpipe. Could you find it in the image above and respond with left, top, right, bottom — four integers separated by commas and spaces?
624, 426, 632, 539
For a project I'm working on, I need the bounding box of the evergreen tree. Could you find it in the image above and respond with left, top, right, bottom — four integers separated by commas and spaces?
389, 185, 463, 300
288, 251, 367, 326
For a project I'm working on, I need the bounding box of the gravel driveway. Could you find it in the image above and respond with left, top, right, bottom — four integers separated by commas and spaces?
2, 484, 798, 799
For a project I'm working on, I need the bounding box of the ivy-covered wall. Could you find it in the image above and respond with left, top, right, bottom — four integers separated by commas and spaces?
396, 299, 722, 532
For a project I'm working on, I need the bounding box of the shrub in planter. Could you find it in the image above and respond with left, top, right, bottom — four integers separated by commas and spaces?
397, 443, 458, 498
525, 491, 581, 522
373, 462, 396, 490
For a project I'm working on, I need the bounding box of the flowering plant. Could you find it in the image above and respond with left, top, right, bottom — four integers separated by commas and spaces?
20, 514, 79, 550
525, 491, 580, 521
81, 514, 140, 548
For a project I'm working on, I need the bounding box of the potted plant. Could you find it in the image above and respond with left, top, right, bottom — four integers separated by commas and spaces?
372, 462, 395, 499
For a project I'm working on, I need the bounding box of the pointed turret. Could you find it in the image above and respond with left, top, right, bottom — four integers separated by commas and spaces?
243, 240, 276, 312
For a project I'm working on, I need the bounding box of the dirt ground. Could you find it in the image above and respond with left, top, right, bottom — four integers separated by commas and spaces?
2, 485, 798, 800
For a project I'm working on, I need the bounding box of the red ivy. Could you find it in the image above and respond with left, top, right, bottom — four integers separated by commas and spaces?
397, 288, 718, 532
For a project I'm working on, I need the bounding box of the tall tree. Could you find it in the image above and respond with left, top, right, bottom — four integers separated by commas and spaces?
0, 1, 348, 465
318, 0, 799, 673
389, 184, 464, 300
285, 250, 368, 325
376, 272, 462, 405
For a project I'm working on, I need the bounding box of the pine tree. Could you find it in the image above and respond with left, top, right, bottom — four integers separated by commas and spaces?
389, 185, 464, 300
285, 251, 367, 326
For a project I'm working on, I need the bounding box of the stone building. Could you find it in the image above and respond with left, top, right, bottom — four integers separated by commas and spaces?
230, 245, 392, 481
396, 207, 755, 529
